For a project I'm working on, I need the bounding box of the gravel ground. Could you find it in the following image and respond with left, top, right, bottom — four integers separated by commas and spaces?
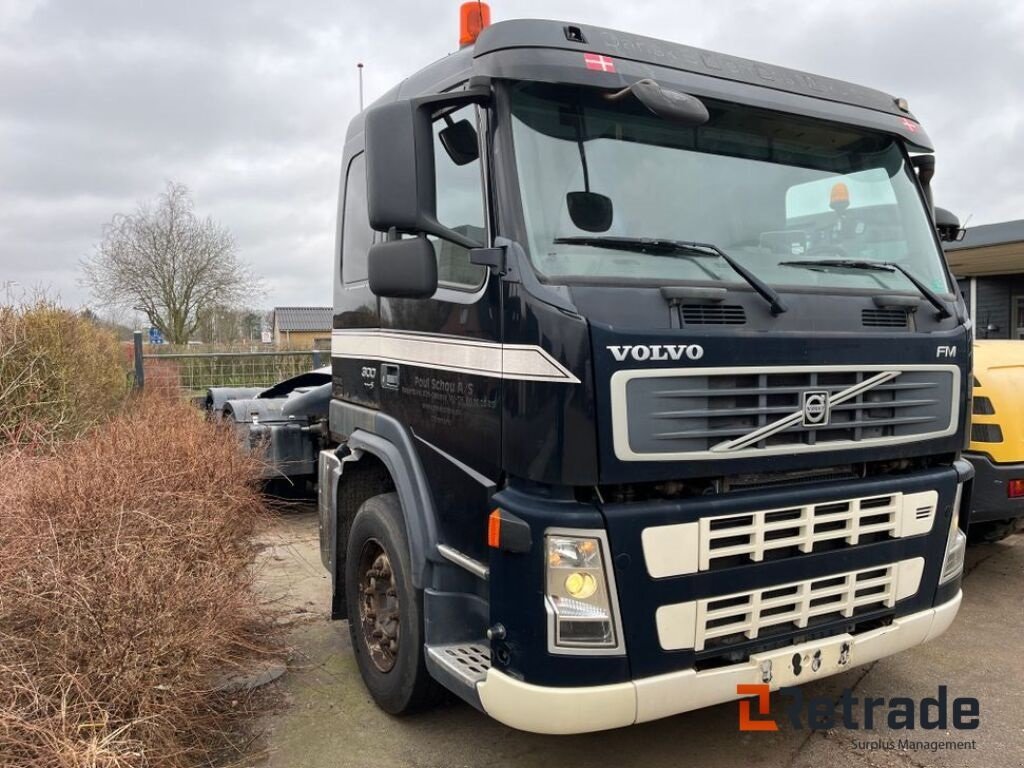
255, 507, 1023, 768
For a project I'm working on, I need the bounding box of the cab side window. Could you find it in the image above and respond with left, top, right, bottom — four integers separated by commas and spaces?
432, 105, 487, 289
341, 153, 373, 284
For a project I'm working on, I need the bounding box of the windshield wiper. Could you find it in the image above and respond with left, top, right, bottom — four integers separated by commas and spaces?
555, 236, 788, 315
778, 259, 951, 319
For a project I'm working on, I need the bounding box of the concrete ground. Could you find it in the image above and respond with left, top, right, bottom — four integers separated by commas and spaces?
255, 508, 1023, 768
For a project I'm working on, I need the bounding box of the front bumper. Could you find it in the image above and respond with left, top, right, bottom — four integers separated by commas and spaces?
477, 590, 961, 735
965, 452, 1024, 523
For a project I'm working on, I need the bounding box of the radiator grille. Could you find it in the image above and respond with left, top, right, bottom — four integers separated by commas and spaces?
641, 490, 937, 579
698, 491, 934, 570
695, 564, 899, 651
616, 365, 958, 461
680, 304, 746, 326
862, 308, 909, 328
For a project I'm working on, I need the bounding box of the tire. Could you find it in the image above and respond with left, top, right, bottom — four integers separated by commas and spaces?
967, 518, 1019, 544
344, 492, 440, 713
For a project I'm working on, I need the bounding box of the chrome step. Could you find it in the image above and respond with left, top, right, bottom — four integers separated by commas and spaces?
427, 643, 491, 686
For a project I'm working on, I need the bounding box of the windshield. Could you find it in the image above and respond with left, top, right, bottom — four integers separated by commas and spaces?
509, 82, 951, 295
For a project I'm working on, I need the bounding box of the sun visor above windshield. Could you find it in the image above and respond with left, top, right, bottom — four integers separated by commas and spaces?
473, 46, 933, 152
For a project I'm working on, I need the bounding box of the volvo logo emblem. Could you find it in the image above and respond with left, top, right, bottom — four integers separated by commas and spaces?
801, 390, 831, 427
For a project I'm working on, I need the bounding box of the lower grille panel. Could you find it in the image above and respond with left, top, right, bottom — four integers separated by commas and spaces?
655, 558, 924, 652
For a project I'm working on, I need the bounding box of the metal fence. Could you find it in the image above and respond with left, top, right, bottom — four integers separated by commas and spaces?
132, 332, 323, 395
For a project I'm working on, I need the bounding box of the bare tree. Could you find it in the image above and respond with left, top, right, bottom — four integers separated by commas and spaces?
82, 182, 260, 345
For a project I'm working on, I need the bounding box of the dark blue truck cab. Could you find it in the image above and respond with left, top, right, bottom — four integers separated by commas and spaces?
315, 14, 972, 733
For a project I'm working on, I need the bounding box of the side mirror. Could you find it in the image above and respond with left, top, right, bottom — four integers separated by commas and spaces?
935, 207, 966, 243
364, 88, 489, 249
439, 119, 479, 165
367, 237, 437, 299
567, 191, 613, 232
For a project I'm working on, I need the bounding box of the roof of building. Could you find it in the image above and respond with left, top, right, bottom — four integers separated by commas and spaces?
944, 219, 1024, 278
945, 219, 1024, 252
273, 307, 333, 332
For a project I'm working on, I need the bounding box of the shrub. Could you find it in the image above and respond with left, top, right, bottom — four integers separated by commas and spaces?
0, 300, 128, 445
0, 394, 280, 768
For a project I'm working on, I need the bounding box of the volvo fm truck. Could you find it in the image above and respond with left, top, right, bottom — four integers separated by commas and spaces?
225, 7, 973, 734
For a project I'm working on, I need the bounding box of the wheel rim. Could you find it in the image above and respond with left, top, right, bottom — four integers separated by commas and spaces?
357, 538, 400, 673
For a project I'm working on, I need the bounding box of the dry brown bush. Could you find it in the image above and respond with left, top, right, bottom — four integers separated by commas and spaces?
0, 394, 280, 768
138, 357, 185, 400
0, 300, 128, 445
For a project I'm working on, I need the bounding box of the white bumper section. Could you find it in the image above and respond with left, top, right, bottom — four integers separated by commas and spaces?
476, 590, 961, 735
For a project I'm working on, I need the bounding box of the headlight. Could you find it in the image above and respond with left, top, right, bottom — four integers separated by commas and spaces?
544, 532, 624, 653
939, 483, 966, 584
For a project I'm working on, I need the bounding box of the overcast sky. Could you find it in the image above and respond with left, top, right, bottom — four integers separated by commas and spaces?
1, 0, 1022, 310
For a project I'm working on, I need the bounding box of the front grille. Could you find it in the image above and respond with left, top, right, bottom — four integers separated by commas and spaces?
698, 491, 936, 570
862, 308, 909, 328
693, 563, 901, 651
680, 304, 746, 326
655, 559, 924, 651
640, 490, 937, 579
616, 365, 958, 461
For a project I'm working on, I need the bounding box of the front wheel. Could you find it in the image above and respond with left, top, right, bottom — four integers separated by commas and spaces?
344, 492, 440, 713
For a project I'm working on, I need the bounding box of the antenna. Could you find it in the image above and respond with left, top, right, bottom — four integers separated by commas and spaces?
357, 62, 364, 111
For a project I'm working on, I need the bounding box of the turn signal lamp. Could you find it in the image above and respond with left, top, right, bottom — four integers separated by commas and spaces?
459, 2, 491, 47
1008, 479, 1024, 498
830, 182, 850, 212
487, 508, 501, 548
940, 484, 967, 584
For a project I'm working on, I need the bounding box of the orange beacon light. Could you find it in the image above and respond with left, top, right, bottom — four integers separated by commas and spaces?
460, 2, 491, 47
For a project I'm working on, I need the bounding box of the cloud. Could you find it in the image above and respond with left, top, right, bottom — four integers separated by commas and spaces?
1, 0, 1021, 309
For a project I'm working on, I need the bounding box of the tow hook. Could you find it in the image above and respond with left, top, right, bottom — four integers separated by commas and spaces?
759, 659, 773, 684
839, 641, 852, 666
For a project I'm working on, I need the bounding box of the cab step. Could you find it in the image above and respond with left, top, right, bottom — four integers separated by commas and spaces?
425, 642, 491, 708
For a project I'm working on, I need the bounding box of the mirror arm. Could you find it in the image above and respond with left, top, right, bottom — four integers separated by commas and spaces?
416, 85, 492, 249
470, 246, 507, 275
418, 220, 484, 250
911, 155, 936, 215
413, 84, 491, 113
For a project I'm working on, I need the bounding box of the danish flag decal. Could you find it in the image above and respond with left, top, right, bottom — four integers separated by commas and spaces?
583, 53, 616, 72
